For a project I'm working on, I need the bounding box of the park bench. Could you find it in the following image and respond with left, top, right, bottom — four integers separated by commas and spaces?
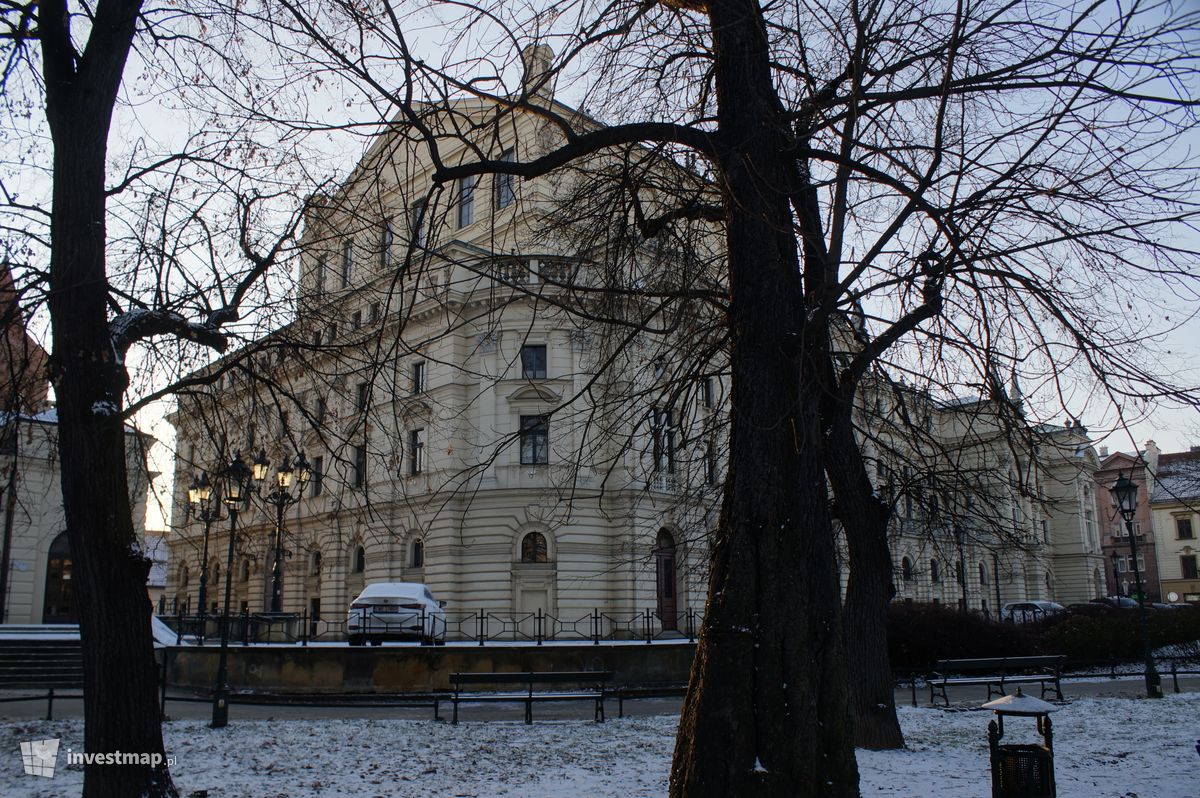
0, 631, 84, 720
449, 670, 613, 724
928, 655, 1065, 707
612, 681, 688, 718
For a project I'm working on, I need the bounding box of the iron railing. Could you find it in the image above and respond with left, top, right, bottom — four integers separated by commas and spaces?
157, 606, 701, 647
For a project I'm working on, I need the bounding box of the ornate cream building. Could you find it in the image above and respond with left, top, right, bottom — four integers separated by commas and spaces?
166, 59, 718, 637
164, 51, 1104, 634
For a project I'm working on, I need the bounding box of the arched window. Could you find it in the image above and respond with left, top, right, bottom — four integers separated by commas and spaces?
979, 562, 989, 586
240, 559, 250, 583
310, 551, 322, 576
929, 560, 941, 584
211, 563, 220, 586
411, 538, 425, 568
520, 532, 548, 564
901, 557, 914, 582
179, 565, 189, 590
353, 545, 366, 573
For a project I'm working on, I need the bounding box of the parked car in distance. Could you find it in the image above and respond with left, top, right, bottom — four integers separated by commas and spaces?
1000, 600, 1065, 622
1089, 596, 1141, 609
347, 582, 446, 646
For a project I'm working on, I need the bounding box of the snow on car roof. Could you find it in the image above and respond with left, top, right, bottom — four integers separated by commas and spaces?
357, 582, 428, 598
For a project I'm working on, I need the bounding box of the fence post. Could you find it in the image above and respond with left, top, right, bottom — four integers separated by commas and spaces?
478, 609, 486, 646
536, 608, 543, 646
593, 608, 600, 645
1172, 659, 1180, 694
175, 618, 182, 646
644, 609, 652, 644
160, 656, 169, 719
686, 608, 696, 642
45, 688, 54, 721
301, 608, 309, 647
420, 606, 429, 646
241, 609, 250, 646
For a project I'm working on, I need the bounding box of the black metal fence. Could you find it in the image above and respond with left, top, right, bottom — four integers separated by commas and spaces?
157, 607, 701, 647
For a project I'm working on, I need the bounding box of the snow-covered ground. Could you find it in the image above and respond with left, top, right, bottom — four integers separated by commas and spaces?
4, 693, 1197, 797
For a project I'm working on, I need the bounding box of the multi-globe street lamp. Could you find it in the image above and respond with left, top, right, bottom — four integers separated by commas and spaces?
212, 452, 253, 729
249, 449, 311, 613
1109, 471, 1163, 699
186, 471, 220, 638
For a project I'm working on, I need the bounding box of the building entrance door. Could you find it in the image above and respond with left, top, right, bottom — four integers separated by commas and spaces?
42, 531, 77, 624
655, 529, 677, 631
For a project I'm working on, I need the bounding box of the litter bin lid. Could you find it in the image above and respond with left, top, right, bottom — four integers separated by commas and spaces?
983, 688, 1057, 716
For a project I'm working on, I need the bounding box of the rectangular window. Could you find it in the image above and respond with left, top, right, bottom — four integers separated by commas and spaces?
379, 220, 394, 270
701, 377, 714, 409
409, 429, 425, 475
312, 330, 322, 348
370, 302, 381, 323
1182, 555, 1199, 580
341, 240, 353, 287
456, 176, 476, 228
311, 456, 324, 497
520, 415, 549, 465
353, 445, 367, 488
325, 323, 337, 344
651, 408, 675, 474
1176, 518, 1194, 540
356, 381, 369, 413
410, 199, 428, 248
705, 442, 718, 485
351, 310, 362, 330
495, 150, 516, 209
314, 256, 326, 294
412, 361, 426, 394
520, 345, 547, 379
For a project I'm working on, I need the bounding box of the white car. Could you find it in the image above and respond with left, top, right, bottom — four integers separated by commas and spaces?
347, 582, 446, 645
1000, 600, 1065, 623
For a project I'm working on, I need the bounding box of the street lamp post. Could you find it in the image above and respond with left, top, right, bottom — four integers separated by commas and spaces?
953, 524, 968, 613
250, 450, 311, 613
212, 452, 252, 729
1110, 549, 1121, 597
1109, 472, 1163, 699
187, 472, 220, 641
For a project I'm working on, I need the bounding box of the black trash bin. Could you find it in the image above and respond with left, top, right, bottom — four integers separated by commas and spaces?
983, 688, 1057, 798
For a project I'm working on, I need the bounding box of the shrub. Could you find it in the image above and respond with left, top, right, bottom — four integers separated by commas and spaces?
887, 602, 1036, 669
1036, 613, 1140, 663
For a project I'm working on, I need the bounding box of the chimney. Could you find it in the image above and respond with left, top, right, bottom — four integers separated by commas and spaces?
521, 44, 555, 102
1099, 445, 1108, 458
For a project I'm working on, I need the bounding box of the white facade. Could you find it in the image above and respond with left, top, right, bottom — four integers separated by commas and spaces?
0, 410, 153, 623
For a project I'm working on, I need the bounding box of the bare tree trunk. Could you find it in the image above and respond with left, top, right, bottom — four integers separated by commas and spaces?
41, 0, 177, 794
825, 410, 905, 750
670, 1, 858, 795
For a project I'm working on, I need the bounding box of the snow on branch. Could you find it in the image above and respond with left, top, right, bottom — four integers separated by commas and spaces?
109, 308, 231, 359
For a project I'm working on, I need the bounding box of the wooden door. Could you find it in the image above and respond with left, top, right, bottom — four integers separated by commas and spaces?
655, 529, 677, 631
